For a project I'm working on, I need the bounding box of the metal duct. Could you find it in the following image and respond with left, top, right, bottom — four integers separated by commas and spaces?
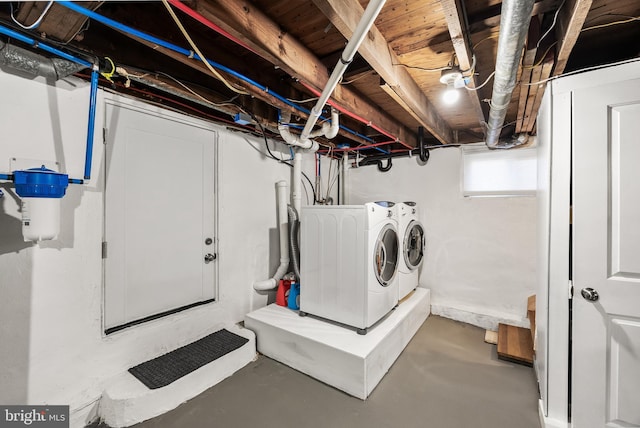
485, 0, 535, 148
0, 40, 85, 80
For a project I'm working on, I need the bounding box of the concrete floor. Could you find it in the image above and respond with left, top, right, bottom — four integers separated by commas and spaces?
103, 315, 541, 428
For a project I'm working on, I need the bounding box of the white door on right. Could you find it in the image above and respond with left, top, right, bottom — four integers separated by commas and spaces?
572, 77, 640, 427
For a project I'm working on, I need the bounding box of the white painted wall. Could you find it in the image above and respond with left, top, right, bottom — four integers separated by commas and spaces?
348, 148, 537, 330
0, 69, 315, 425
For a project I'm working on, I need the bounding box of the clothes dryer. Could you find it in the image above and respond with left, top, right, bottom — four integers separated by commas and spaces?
395, 202, 426, 300
300, 202, 399, 334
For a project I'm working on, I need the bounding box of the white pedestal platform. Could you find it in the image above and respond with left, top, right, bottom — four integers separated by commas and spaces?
245, 288, 430, 399
99, 325, 256, 428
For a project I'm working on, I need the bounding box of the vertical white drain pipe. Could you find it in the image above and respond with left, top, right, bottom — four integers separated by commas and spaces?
253, 180, 290, 291
292, 150, 302, 215
300, 0, 387, 141
341, 151, 349, 205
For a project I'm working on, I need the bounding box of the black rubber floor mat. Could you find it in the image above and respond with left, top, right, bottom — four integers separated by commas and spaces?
128, 329, 249, 389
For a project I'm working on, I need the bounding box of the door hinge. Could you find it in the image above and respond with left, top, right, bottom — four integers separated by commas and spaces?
102, 241, 108, 259
568, 280, 573, 300
103, 127, 107, 144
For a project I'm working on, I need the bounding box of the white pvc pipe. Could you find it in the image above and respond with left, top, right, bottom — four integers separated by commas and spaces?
253, 180, 290, 291
341, 150, 349, 204
278, 110, 320, 151
300, 0, 387, 141
308, 108, 340, 139
292, 150, 302, 215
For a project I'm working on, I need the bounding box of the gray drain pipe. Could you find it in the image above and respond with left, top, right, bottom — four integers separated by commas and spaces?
0, 40, 86, 80
485, 0, 535, 148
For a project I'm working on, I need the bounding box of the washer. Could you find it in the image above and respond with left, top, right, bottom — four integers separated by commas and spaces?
395, 201, 426, 300
300, 202, 399, 334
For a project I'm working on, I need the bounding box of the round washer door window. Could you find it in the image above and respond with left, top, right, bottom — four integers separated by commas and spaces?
404, 221, 425, 270
374, 224, 399, 287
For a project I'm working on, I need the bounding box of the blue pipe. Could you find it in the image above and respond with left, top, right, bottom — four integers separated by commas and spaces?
0, 24, 91, 68
0, 23, 95, 183
58, 2, 388, 153
84, 69, 99, 180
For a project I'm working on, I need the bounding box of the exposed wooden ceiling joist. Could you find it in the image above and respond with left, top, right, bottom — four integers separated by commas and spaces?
440, 0, 486, 125
191, 0, 417, 147
312, 0, 454, 145
554, 0, 594, 75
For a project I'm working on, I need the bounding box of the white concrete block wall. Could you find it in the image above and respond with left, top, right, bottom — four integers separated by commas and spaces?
0, 69, 314, 424
348, 148, 537, 330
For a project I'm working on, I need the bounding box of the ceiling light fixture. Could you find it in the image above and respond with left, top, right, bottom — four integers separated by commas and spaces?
440, 65, 463, 105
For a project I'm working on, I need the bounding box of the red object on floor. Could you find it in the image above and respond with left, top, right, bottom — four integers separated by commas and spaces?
276, 280, 292, 306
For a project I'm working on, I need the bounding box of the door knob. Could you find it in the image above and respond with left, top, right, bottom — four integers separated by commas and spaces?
581, 287, 599, 302
204, 253, 217, 263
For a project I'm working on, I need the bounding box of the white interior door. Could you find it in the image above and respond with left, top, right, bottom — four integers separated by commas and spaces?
104, 101, 216, 331
572, 78, 640, 427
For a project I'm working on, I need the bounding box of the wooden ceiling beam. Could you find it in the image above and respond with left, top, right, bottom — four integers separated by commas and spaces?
191, 0, 417, 147
312, 0, 454, 145
553, 0, 593, 75
440, 0, 486, 125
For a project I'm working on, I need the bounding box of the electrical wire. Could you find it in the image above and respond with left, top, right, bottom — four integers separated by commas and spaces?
326, 156, 341, 200
392, 63, 451, 72
286, 96, 319, 103
521, 42, 558, 70
100, 57, 116, 83
537, 0, 566, 49
155, 71, 241, 107
581, 15, 640, 32
472, 33, 499, 50
464, 71, 495, 91
10, 1, 54, 30
324, 150, 335, 201
161, 0, 249, 95
340, 72, 373, 85
525, 57, 640, 86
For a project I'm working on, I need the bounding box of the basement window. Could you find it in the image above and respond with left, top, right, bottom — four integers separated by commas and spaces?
462, 146, 536, 197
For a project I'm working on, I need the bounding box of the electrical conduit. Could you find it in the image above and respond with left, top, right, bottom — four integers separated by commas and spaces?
253, 181, 290, 291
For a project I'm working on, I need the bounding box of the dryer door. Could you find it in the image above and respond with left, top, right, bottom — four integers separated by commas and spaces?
404, 220, 425, 271
374, 224, 399, 287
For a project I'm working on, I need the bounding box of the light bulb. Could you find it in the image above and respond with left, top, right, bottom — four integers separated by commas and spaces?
443, 86, 460, 105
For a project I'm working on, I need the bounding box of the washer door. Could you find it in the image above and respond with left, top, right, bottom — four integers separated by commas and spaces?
373, 224, 399, 287
404, 220, 425, 270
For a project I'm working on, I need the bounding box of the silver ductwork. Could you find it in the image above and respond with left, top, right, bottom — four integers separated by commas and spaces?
485, 0, 535, 148
0, 40, 86, 80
